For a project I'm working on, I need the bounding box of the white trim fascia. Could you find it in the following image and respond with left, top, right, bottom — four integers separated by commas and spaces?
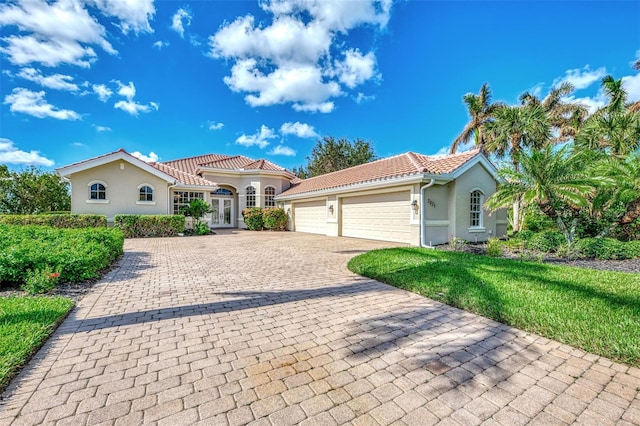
172, 183, 218, 190
57, 151, 177, 184
276, 174, 449, 201
86, 199, 109, 204
447, 155, 499, 180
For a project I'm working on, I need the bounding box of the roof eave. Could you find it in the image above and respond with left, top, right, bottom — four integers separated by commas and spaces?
275, 173, 448, 201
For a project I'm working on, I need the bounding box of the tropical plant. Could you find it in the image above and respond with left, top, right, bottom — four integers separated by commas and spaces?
180, 199, 211, 234
449, 83, 503, 154
485, 144, 602, 243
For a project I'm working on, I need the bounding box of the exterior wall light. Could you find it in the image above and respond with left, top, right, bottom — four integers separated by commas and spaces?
411, 199, 419, 214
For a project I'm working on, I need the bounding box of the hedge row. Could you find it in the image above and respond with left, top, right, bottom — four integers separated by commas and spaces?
513, 231, 640, 259
114, 214, 185, 238
242, 207, 287, 231
0, 214, 106, 228
0, 224, 124, 287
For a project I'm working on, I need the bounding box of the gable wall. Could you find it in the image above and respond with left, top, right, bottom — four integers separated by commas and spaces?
69, 160, 169, 220
451, 162, 498, 242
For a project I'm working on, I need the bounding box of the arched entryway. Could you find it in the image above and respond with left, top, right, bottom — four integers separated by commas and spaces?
210, 187, 235, 228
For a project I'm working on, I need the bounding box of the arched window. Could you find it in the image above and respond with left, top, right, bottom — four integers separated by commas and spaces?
264, 186, 276, 207
139, 185, 154, 201
246, 186, 256, 208
89, 182, 107, 200
470, 189, 484, 228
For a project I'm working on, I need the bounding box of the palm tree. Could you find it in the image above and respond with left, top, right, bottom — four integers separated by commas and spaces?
449, 83, 502, 154
520, 82, 587, 143
483, 103, 551, 231
485, 145, 601, 243
601, 75, 627, 113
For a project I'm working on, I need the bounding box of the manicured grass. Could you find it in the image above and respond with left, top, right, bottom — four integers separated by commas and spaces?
0, 296, 74, 392
348, 248, 640, 367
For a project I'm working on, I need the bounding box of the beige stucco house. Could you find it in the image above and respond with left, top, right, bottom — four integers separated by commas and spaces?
56, 148, 507, 246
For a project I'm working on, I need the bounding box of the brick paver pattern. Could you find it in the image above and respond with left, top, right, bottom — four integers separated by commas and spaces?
1, 231, 639, 425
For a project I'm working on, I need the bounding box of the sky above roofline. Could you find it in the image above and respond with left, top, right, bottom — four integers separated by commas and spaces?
1, 0, 638, 171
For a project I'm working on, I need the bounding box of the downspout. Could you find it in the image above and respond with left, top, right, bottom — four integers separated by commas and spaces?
420, 178, 436, 248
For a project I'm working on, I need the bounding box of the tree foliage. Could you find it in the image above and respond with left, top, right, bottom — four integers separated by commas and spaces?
0, 166, 70, 214
304, 136, 376, 178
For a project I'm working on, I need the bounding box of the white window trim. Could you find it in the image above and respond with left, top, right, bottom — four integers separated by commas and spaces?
468, 187, 485, 230
87, 180, 108, 202
137, 183, 155, 202
245, 185, 257, 208
264, 186, 276, 208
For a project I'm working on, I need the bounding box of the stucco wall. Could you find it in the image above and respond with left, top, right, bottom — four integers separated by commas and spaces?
423, 184, 450, 246
451, 162, 498, 242
69, 160, 169, 221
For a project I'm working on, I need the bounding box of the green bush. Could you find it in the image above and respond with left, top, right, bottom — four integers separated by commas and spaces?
263, 208, 288, 231
576, 238, 626, 260
242, 207, 264, 231
194, 222, 210, 235
0, 214, 106, 228
486, 237, 503, 257
623, 241, 640, 259
0, 225, 124, 288
21, 267, 60, 295
512, 230, 535, 243
528, 231, 565, 252
114, 215, 185, 238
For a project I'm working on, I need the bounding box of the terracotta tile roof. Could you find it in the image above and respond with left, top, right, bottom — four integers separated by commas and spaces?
279, 149, 481, 197
149, 162, 218, 187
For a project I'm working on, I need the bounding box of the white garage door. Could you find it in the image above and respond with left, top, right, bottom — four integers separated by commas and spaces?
293, 200, 327, 235
341, 192, 412, 243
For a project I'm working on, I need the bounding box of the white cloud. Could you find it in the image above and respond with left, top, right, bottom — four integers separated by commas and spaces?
553, 66, 607, 90
171, 7, 192, 38
16, 67, 79, 91
280, 121, 318, 138
92, 83, 112, 102
0, 0, 116, 67
355, 92, 375, 104
72, 142, 85, 147
114, 99, 158, 116
112, 81, 158, 116
236, 125, 277, 149
268, 145, 296, 156
208, 121, 224, 130
209, 0, 390, 112
0, 138, 54, 166
85, 0, 155, 35
333, 49, 378, 89
131, 151, 159, 163
4, 87, 80, 120
563, 94, 607, 115
94, 125, 111, 132
622, 72, 640, 103
153, 40, 169, 50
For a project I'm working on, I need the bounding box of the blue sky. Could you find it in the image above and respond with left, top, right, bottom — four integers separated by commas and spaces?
1, 0, 639, 171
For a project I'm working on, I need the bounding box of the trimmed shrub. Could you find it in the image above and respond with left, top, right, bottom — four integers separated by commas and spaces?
0, 214, 106, 228
623, 241, 640, 259
242, 207, 264, 231
263, 208, 288, 231
528, 231, 565, 252
114, 215, 185, 238
0, 224, 124, 287
576, 238, 626, 260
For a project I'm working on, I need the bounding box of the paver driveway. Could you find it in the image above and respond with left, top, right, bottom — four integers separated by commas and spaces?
1, 231, 639, 426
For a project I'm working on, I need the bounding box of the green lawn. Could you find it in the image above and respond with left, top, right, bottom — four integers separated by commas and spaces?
348, 248, 640, 367
0, 296, 74, 392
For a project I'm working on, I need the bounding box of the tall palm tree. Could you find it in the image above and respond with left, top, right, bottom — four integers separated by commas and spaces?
483, 103, 551, 231
520, 82, 587, 143
594, 154, 640, 232
449, 83, 502, 154
485, 145, 601, 243
601, 75, 627, 113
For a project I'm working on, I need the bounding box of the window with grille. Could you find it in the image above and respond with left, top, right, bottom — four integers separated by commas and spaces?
264, 186, 276, 207
246, 186, 256, 208
173, 191, 204, 214
470, 190, 482, 227
90, 183, 106, 200
139, 186, 153, 201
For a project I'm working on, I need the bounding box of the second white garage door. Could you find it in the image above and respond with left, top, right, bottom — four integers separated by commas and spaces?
293, 200, 327, 235
341, 192, 412, 243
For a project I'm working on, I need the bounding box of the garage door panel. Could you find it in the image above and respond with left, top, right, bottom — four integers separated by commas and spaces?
341, 192, 411, 243
293, 200, 327, 235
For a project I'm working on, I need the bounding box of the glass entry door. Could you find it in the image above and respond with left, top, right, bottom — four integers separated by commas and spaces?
211, 198, 233, 227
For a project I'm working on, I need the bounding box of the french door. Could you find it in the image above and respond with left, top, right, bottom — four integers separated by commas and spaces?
211, 198, 233, 227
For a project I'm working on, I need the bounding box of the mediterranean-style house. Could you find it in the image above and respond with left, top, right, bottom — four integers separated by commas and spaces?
56, 148, 507, 246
